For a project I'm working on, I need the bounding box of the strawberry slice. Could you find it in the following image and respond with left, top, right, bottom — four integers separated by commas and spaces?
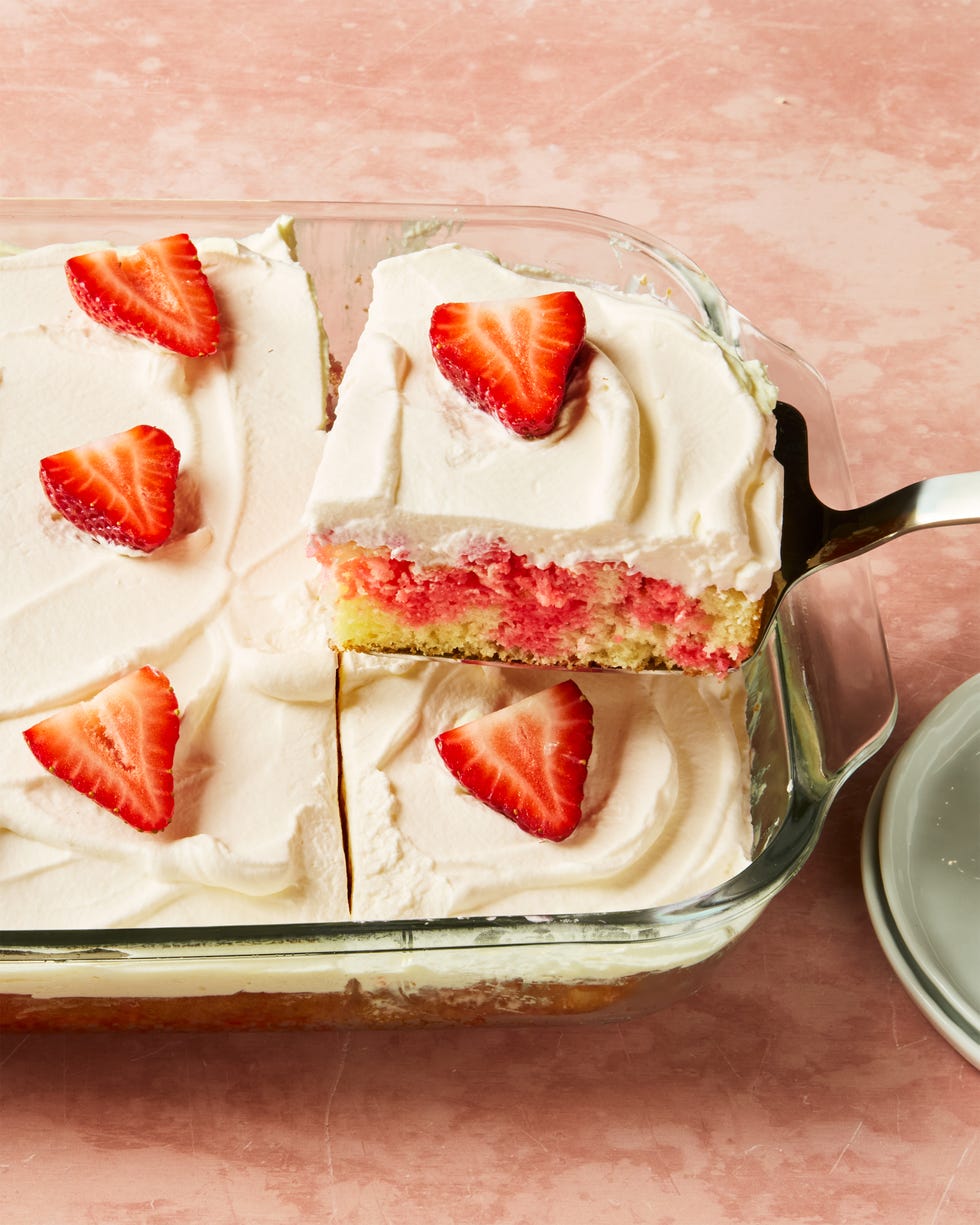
39, 424, 180, 553
23, 666, 180, 833
65, 233, 219, 356
429, 290, 586, 438
434, 679, 594, 841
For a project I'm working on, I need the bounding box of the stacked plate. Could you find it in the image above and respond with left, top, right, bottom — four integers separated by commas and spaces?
862, 674, 980, 1069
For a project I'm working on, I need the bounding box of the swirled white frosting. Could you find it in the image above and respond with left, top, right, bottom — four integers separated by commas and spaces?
305, 243, 782, 600
0, 219, 346, 928
0, 226, 761, 945
340, 654, 753, 919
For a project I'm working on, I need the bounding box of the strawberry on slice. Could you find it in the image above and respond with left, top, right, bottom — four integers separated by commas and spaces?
429, 290, 586, 438
39, 424, 181, 553
65, 233, 219, 357
434, 679, 594, 842
23, 666, 180, 833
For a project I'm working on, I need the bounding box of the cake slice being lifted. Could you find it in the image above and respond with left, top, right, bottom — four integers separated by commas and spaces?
306, 244, 783, 676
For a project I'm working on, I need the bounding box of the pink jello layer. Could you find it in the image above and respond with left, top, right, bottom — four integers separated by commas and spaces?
310, 537, 748, 676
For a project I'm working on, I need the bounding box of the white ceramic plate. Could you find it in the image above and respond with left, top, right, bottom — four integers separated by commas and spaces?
862, 674, 980, 1069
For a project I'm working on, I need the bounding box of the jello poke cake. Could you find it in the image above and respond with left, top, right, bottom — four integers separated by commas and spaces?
306, 244, 782, 677
0, 212, 784, 1029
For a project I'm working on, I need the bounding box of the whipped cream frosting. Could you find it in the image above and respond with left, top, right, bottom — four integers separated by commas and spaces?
340, 655, 753, 920
305, 243, 783, 601
0, 219, 346, 928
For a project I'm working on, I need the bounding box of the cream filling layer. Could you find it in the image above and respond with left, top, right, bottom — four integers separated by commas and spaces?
306, 243, 782, 601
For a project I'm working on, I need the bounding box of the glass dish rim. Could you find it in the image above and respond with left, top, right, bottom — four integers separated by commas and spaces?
0, 198, 898, 959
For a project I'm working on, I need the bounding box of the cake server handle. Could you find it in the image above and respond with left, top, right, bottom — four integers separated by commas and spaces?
774, 402, 980, 590
807, 471, 980, 569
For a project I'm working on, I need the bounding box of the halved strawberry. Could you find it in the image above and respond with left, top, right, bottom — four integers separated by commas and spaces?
23, 666, 180, 833
434, 679, 594, 842
65, 233, 219, 356
429, 290, 586, 438
39, 424, 180, 553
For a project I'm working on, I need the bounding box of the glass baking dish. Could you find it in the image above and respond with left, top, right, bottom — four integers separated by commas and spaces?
0, 200, 897, 1030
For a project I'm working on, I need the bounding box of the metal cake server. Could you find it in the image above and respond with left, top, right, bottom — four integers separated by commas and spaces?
761, 400, 980, 653
388, 401, 979, 674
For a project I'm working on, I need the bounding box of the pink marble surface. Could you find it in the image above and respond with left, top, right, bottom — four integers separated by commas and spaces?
0, 1, 977, 1221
